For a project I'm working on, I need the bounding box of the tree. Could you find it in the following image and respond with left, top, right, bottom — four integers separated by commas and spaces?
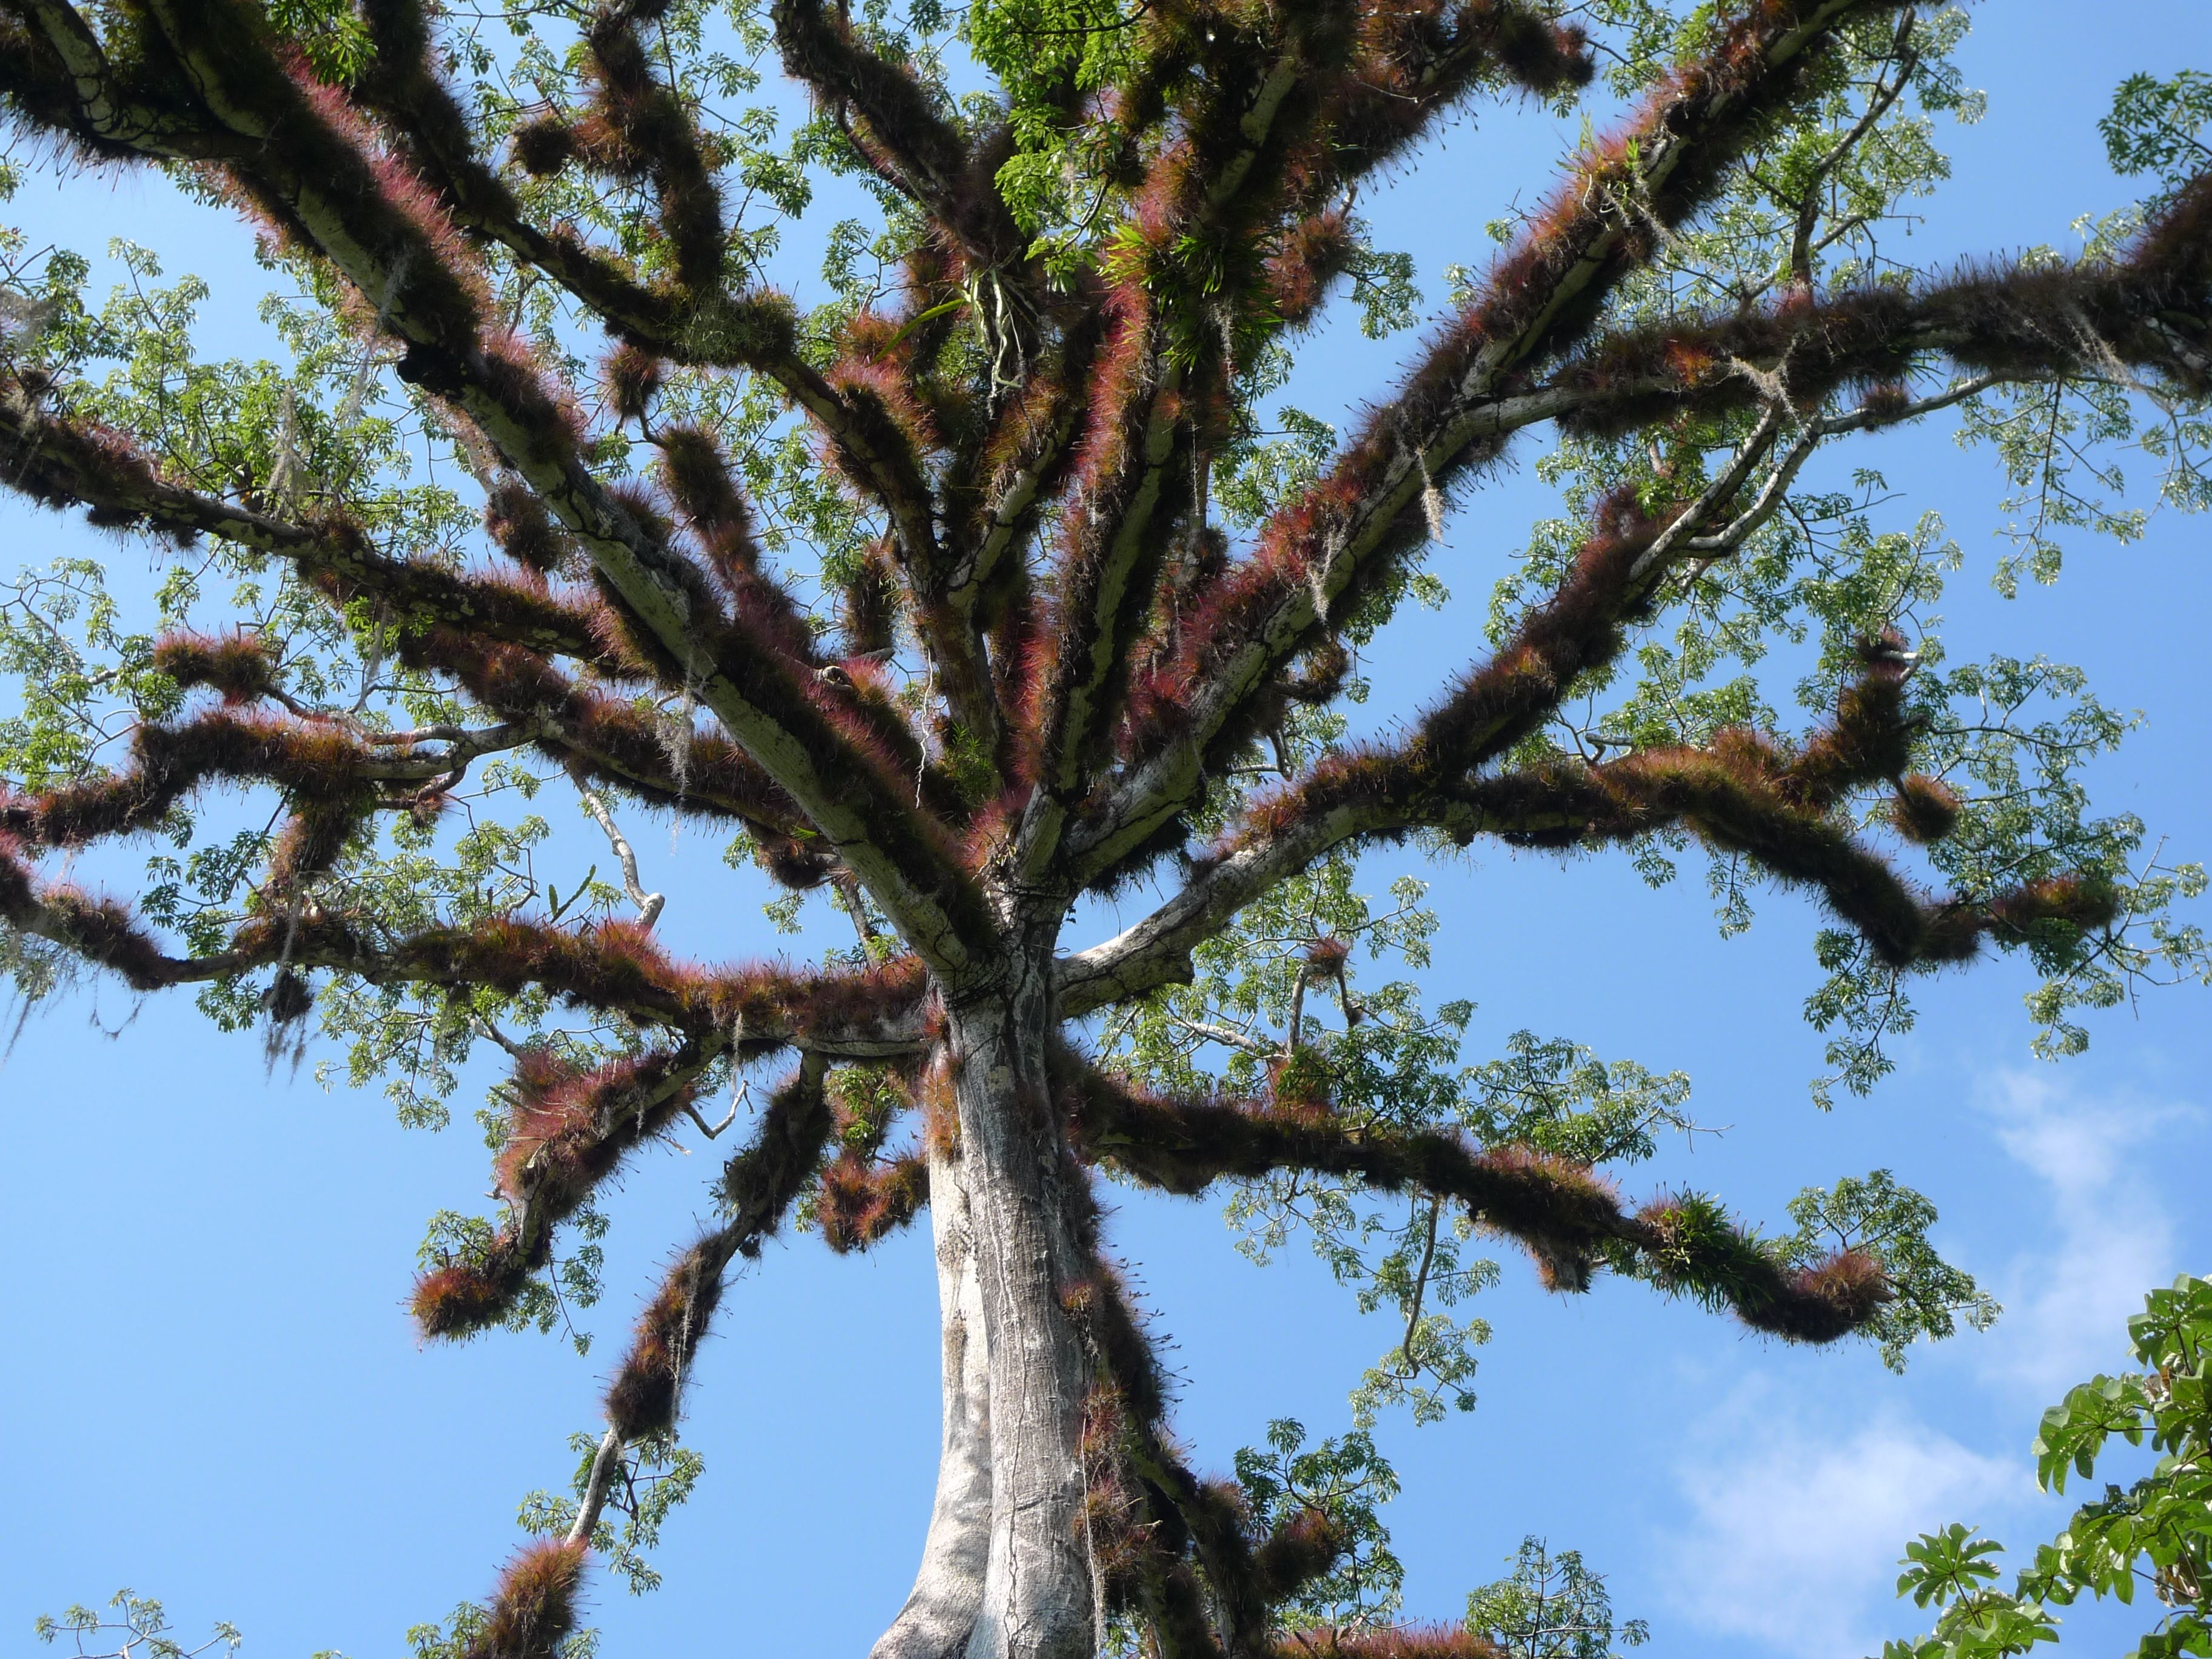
1886, 1275, 2212, 1659
1466, 1538, 1648, 1659
0, 1, 2205, 1656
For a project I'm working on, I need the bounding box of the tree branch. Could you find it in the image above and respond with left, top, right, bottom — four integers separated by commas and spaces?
1057, 1057, 1892, 1344
1057, 636, 2119, 1014
0, 372, 637, 676
771, 0, 1021, 274
1071, 0, 1940, 877
577, 782, 666, 929
0, 830, 931, 1053
5, 0, 1002, 979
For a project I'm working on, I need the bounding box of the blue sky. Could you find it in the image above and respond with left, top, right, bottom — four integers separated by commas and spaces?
2, 5, 2208, 1658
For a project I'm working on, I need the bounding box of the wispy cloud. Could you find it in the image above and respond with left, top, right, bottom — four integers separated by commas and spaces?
1660, 1389, 2019, 1659
1656, 1071, 2193, 1659
1975, 1070, 2181, 1395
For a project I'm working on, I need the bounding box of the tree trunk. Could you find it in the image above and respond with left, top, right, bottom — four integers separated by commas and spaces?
871, 1144, 993, 1659
929, 937, 1098, 1659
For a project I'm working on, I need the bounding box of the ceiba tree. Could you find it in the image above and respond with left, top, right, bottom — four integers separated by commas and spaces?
0, 0, 2206, 1654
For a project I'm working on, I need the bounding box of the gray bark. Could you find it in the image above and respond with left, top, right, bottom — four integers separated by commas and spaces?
871, 1144, 994, 1659
870, 910, 1099, 1659
947, 945, 1098, 1659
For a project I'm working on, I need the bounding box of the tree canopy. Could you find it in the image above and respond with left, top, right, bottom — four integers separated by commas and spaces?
0, 0, 2207, 1655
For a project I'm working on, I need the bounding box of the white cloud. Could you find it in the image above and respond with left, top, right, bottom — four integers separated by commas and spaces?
1657, 1073, 2191, 1659
1975, 1071, 2180, 1396
1661, 1389, 2019, 1659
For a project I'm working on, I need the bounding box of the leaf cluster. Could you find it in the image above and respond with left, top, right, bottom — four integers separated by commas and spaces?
1886, 1275, 2212, 1659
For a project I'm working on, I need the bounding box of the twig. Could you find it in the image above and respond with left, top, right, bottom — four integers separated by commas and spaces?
1631, 401, 1787, 581
568, 1425, 626, 1546
1284, 961, 1314, 1053
470, 1011, 533, 1059
1791, 16, 1919, 288
832, 873, 879, 951
1400, 1200, 1441, 1372
577, 784, 665, 928
1171, 1016, 1278, 1056
683, 1076, 748, 1141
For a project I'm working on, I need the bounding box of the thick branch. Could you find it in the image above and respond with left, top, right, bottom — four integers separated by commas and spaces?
1057, 1059, 1892, 1345
598, 1053, 837, 1435
1076, 0, 1925, 876
772, 0, 1022, 273
0, 372, 637, 675
3, 0, 999, 977
413, 1041, 722, 1338
0, 832, 930, 1053
350, 1, 962, 554
1056, 642, 2117, 1011
409, 629, 822, 847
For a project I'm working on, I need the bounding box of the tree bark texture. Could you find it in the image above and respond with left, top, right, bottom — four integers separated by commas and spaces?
871, 1145, 993, 1659
882, 932, 1096, 1659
